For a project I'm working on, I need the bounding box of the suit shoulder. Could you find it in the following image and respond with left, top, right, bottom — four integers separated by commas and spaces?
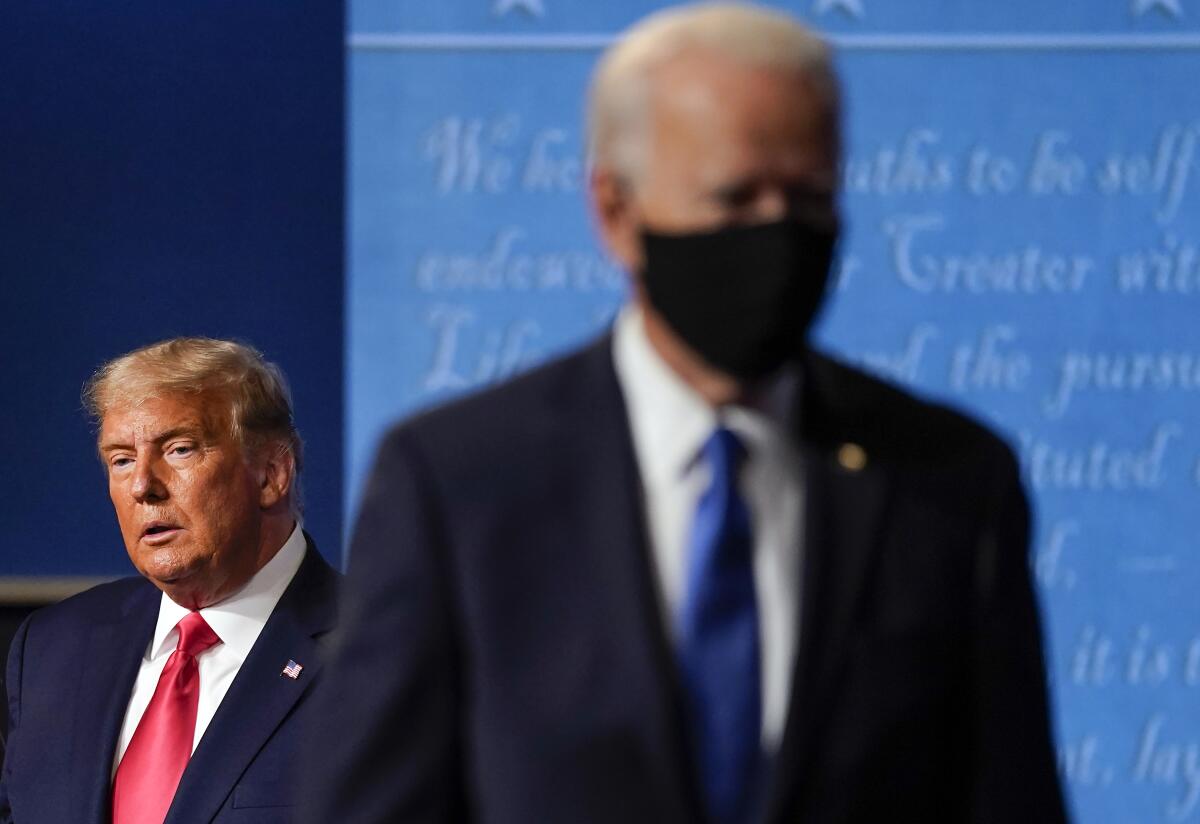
805, 349, 1016, 469
21, 576, 153, 638
379, 338, 609, 456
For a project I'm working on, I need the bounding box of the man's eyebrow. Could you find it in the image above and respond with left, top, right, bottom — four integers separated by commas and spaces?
711, 172, 836, 199
153, 425, 205, 443
98, 425, 205, 454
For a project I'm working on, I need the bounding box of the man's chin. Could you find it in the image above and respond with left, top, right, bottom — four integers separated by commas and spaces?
134, 553, 213, 608
155, 577, 216, 610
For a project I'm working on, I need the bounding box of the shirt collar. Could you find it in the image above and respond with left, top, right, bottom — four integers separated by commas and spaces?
614, 305, 715, 486
146, 521, 308, 663
724, 369, 800, 458
612, 304, 800, 483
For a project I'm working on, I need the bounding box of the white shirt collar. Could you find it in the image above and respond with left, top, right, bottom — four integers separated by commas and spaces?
612, 304, 799, 482
146, 521, 308, 663
614, 305, 715, 486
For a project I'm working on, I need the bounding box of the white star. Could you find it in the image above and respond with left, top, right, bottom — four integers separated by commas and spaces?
814, 0, 865, 19
1132, 0, 1184, 17
493, 0, 545, 17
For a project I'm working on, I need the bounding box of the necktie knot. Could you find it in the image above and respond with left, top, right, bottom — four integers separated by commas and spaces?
176, 612, 220, 658
703, 426, 746, 479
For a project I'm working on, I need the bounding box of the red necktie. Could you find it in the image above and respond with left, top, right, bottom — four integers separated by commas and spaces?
112, 611, 221, 824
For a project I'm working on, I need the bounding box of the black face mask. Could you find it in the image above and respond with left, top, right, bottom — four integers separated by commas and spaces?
639, 219, 837, 381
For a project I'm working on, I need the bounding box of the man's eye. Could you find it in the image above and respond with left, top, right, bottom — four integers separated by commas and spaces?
168, 445, 194, 457
715, 185, 756, 210
110, 456, 133, 469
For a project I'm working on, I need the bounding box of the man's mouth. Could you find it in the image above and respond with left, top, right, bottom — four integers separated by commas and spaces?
141, 522, 183, 544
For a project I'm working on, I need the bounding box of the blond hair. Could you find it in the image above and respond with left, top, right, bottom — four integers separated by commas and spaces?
588, 1, 839, 182
84, 337, 303, 495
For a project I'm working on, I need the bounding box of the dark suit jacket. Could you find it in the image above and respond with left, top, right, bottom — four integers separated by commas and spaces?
0, 537, 338, 824
309, 337, 1067, 824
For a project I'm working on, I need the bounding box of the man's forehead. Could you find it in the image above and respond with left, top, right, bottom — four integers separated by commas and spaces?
647, 60, 834, 163
99, 393, 227, 443
652, 58, 831, 133
651, 47, 820, 99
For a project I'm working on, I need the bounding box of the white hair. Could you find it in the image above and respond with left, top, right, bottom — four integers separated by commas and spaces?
587, 2, 840, 183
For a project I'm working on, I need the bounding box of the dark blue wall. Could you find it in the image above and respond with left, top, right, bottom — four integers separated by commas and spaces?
0, 1, 345, 575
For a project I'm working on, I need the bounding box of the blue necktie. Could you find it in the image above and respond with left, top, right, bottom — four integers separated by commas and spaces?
678, 427, 762, 824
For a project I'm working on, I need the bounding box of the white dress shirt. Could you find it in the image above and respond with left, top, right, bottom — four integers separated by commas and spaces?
612, 306, 805, 753
112, 522, 307, 773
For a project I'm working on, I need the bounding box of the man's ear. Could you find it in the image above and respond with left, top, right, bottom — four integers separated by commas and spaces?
589, 167, 643, 274
257, 443, 295, 511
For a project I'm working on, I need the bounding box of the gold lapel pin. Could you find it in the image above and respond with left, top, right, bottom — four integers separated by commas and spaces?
836, 442, 868, 472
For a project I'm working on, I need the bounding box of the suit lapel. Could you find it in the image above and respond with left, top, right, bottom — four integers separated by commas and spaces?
797, 443, 890, 720
763, 354, 893, 822
569, 339, 705, 822
70, 583, 159, 824
164, 543, 337, 824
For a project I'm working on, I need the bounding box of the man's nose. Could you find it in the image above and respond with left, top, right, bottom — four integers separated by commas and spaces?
130, 458, 167, 502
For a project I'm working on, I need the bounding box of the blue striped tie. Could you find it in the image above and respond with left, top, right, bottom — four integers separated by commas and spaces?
678, 426, 762, 824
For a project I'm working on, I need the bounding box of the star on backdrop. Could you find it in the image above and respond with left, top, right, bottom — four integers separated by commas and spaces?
1132, 0, 1185, 18
814, 0, 866, 19
493, 0, 546, 18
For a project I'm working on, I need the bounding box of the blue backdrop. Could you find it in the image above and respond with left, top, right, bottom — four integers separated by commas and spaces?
0, 1, 345, 575
2, 2, 1197, 821
346, 2, 1200, 823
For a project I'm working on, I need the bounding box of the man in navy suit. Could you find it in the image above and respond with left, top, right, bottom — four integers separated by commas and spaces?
310, 4, 1067, 823
0, 337, 337, 824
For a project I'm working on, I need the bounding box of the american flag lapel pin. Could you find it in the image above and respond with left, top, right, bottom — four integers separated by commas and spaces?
281, 659, 303, 679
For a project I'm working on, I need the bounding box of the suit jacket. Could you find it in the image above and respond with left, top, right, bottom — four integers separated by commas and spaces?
0, 537, 338, 824
309, 337, 1067, 824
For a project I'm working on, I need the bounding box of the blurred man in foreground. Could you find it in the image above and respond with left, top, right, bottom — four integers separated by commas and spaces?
312, 4, 1067, 822
0, 338, 337, 824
